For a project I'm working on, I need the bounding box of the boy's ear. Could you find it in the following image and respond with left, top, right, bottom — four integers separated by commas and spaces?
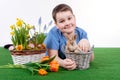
55, 22, 59, 29
73, 14, 76, 20
73, 14, 75, 18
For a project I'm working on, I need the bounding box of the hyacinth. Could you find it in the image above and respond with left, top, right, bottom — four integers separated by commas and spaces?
0, 56, 59, 76
27, 17, 53, 50
38, 16, 53, 33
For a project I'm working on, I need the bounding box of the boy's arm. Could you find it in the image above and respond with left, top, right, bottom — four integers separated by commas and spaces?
47, 49, 76, 70
47, 49, 63, 65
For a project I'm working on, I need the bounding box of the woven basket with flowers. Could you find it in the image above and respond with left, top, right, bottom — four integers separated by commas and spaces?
10, 17, 52, 64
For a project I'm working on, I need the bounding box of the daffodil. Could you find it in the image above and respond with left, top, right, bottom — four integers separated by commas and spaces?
16, 18, 23, 26
10, 25, 15, 30
10, 31, 14, 36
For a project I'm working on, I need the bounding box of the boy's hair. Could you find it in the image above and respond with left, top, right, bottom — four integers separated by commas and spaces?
52, 4, 73, 22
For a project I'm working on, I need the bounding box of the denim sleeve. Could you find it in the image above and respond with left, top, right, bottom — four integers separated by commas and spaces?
82, 30, 88, 39
77, 27, 88, 39
44, 29, 59, 50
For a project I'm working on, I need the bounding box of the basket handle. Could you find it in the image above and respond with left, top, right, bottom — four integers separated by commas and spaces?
90, 45, 94, 51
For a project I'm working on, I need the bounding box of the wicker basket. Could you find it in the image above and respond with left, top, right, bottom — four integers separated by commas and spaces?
10, 50, 46, 64
65, 51, 93, 70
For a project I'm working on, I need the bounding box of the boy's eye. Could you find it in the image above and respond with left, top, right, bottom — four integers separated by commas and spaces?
68, 17, 72, 20
59, 20, 64, 23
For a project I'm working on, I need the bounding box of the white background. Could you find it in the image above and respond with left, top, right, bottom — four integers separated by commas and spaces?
0, 0, 120, 47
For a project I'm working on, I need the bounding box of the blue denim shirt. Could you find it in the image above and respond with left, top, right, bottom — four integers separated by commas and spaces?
44, 26, 88, 59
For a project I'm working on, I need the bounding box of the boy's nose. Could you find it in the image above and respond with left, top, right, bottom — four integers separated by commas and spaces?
65, 21, 70, 26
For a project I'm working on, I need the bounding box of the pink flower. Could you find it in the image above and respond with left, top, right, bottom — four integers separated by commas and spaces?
9, 46, 14, 50
28, 43, 35, 49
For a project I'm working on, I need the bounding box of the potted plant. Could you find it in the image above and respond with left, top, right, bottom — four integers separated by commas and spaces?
9, 18, 52, 64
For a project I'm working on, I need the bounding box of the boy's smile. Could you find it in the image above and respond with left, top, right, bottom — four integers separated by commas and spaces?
55, 11, 76, 34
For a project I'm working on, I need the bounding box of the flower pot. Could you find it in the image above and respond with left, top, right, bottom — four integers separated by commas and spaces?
10, 49, 46, 64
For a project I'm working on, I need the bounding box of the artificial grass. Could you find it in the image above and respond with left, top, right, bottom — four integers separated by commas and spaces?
0, 47, 120, 80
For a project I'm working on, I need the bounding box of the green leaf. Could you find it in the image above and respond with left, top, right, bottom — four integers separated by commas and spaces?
24, 62, 40, 68
40, 55, 56, 64
27, 67, 36, 75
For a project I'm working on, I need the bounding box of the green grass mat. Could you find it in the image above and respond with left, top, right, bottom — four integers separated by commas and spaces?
0, 47, 120, 80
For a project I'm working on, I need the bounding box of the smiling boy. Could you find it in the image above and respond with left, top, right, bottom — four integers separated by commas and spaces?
44, 4, 94, 70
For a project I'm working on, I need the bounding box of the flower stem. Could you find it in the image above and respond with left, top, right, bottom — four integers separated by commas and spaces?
0, 63, 27, 69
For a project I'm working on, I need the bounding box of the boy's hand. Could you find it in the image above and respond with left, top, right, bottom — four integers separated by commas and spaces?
78, 39, 90, 52
61, 58, 76, 70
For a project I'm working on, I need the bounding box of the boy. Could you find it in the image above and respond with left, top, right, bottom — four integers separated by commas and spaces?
44, 4, 94, 70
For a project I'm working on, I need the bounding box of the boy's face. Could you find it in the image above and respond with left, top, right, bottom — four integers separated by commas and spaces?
55, 11, 76, 34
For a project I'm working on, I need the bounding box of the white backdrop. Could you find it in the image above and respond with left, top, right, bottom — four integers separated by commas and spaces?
0, 0, 120, 47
